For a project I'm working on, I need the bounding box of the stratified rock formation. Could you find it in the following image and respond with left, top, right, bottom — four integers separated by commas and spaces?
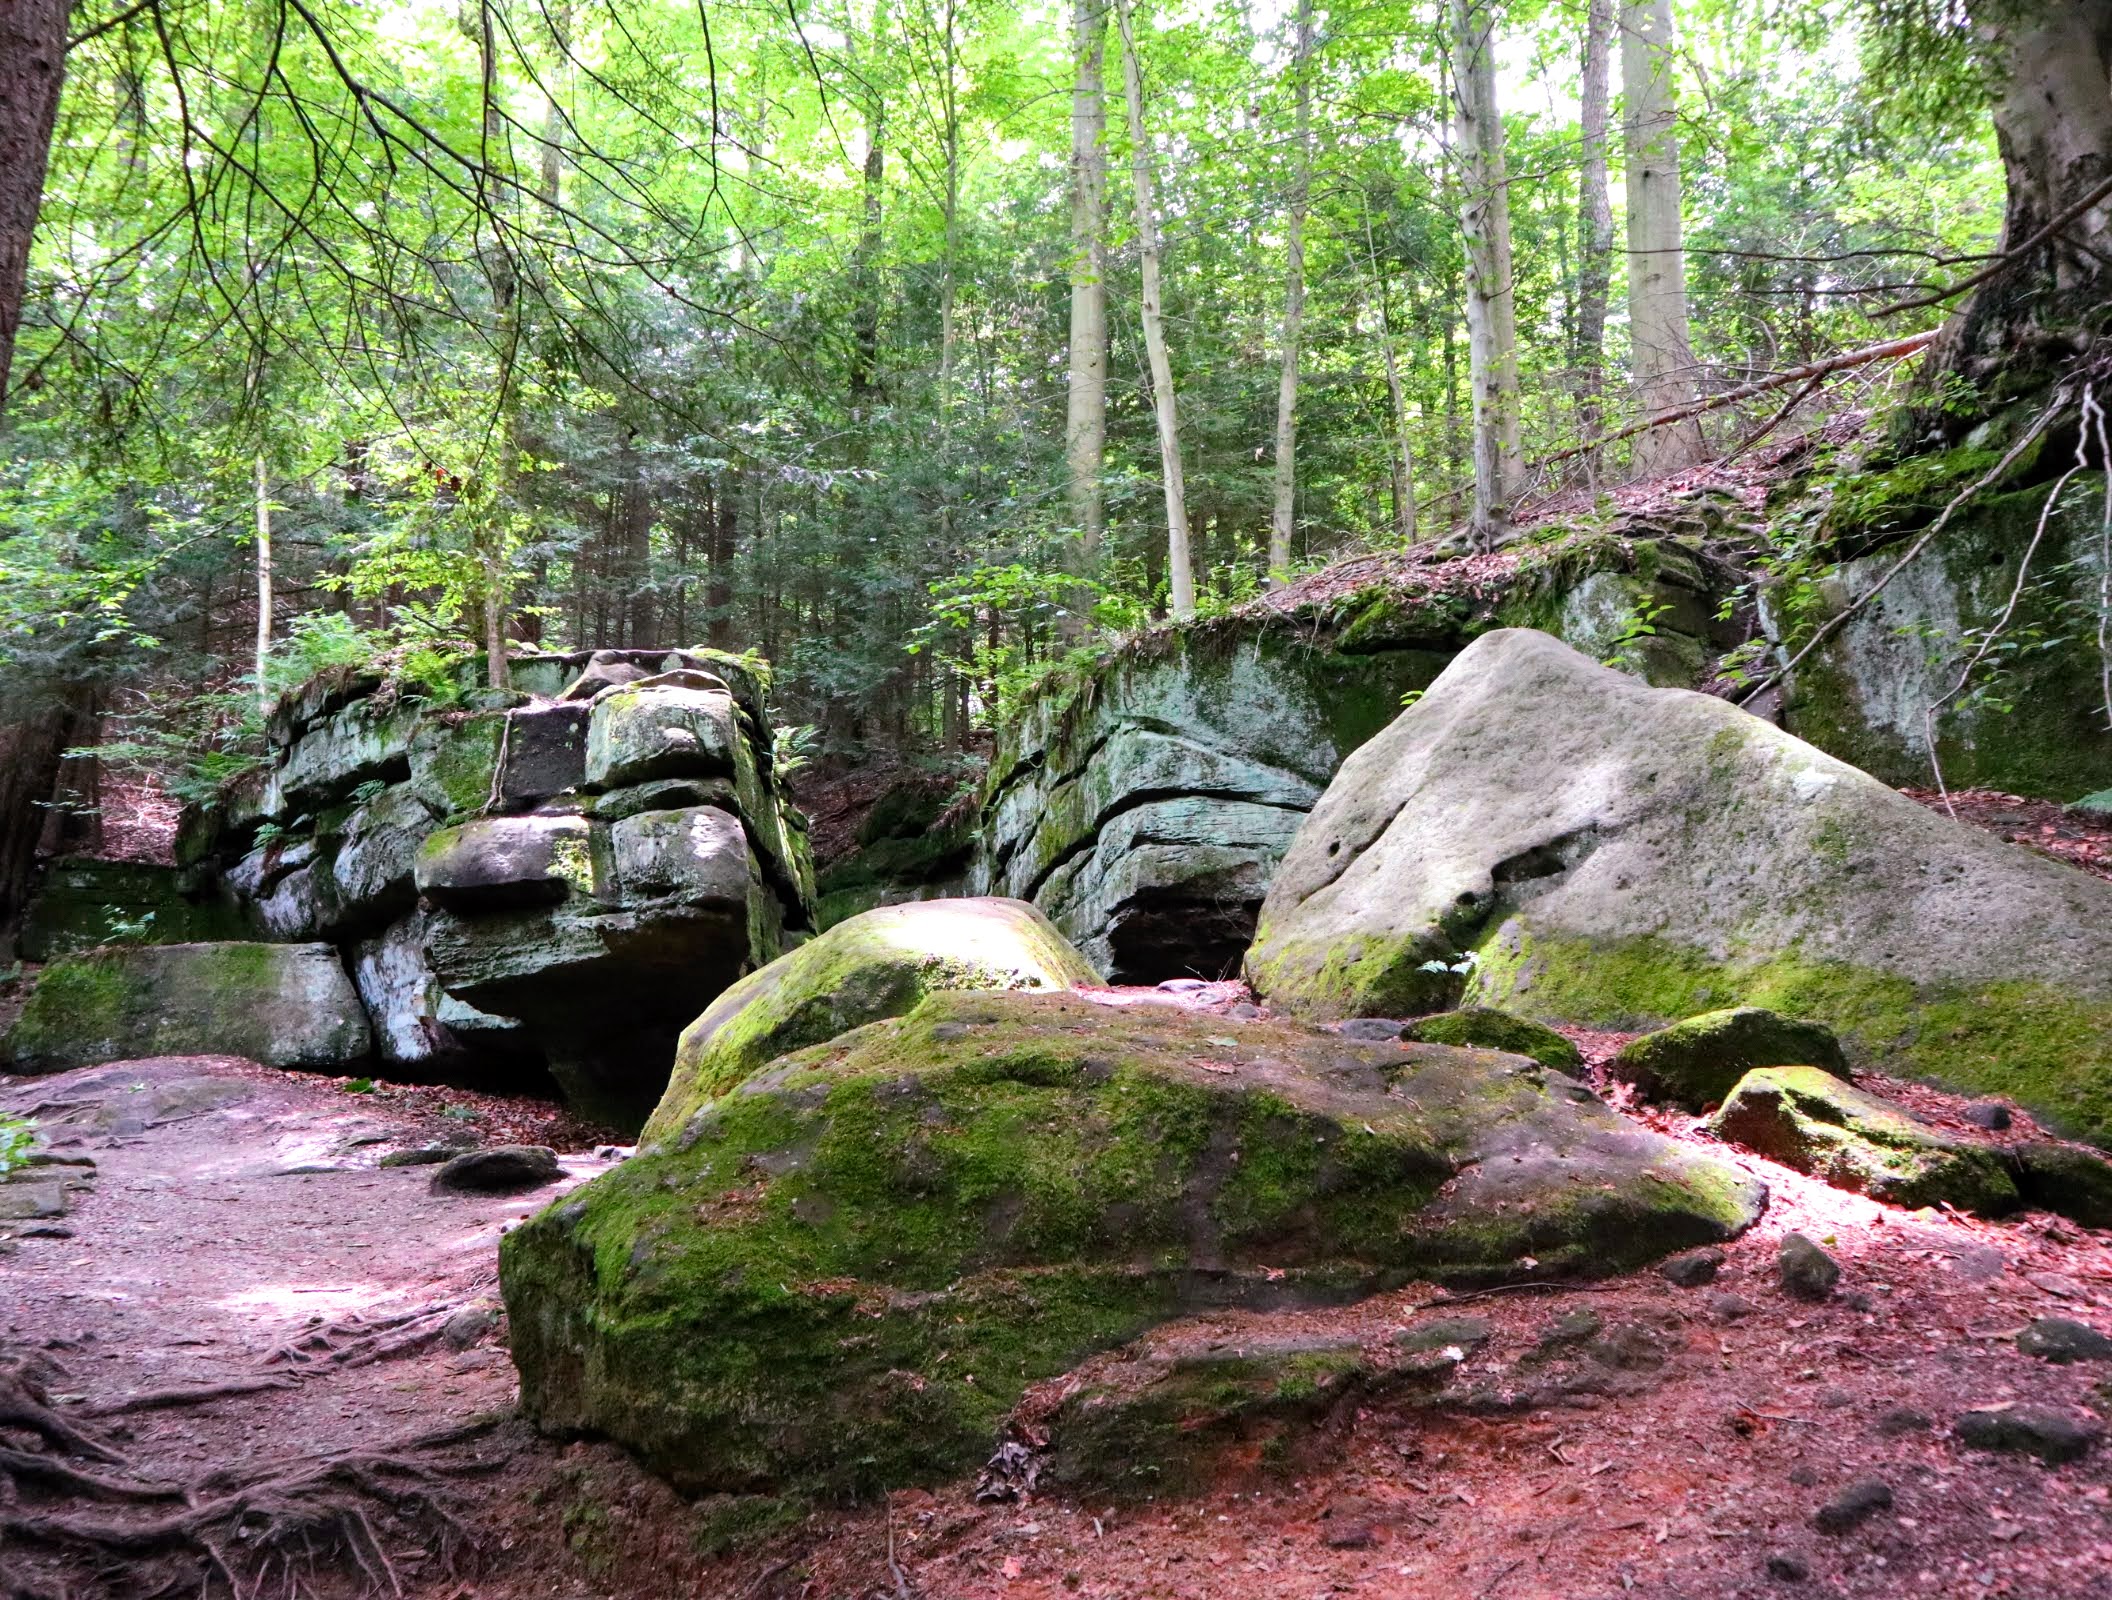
501, 989, 1762, 1497
7, 648, 813, 1127
1247, 628, 2112, 1145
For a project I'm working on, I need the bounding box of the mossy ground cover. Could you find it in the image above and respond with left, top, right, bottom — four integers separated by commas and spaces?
1472, 925, 2112, 1147
502, 990, 1760, 1499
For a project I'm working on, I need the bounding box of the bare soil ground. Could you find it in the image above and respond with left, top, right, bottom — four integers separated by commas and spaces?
3, 1012, 2109, 1600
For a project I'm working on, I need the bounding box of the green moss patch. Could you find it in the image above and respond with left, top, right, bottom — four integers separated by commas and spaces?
1610, 1007, 1848, 1111
1406, 1007, 1582, 1072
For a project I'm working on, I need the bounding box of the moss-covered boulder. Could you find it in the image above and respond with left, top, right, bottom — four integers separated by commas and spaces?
1610, 1008, 1848, 1111
1, 942, 371, 1074
1247, 629, 2112, 1146
501, 989, 1762, 1497
640, 897, 1098, 1146
1709, 1066, 2018, 1214
1405, 1007, 1583, 1072
2011, 1142, 2112, 1229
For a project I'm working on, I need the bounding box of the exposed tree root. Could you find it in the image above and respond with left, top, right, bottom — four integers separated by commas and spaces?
258, 1306, 457, 1372
0, 1337, 503, 1600
84, 1376, 298, 1420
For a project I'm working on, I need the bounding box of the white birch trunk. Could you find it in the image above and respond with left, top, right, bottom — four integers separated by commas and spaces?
1622, 0, 1704, 474
1065, 0, 1110, 562
1447, 0, 1523, 547
1267, 0, 1316, 585
253, 453, 273, 714
1113, 0, 1195, 619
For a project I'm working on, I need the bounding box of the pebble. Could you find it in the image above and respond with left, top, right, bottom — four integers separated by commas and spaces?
1813, 1478, 1892, 1534
379, 1146, 458, 1168
1707, 1291, 1758, 1322
1953, 1406, 2101, 1464
1226, 1002, 1262, 1020
1788, 1464, 1820, 1488
430, 1145, 563, 1194
1875, 1407, 1932, 1436
1962, 1101, 2012, 1131
1765, 1552, 1810, 1582
2015, 1316, 2112, 1364
443, 1305, 500, 1350
1778, 1234, 1840, 1301
1659, 1247, 1724, 1288
1156, 978, 1207, 993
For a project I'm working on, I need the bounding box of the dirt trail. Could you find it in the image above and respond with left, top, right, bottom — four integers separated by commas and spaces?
3, 1046, 2111, 1600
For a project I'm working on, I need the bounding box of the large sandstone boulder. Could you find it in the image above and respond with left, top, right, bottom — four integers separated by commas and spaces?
1246, 628, 2112, 1145
640, 897, 1099, 1145
1, 942, 370, 1073
502, 989, 1762, 1497
975, 530, 1742, 983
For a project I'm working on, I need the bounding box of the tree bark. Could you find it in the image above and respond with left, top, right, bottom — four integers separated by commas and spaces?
1447, 0, 1523, 547
1267, 0, 1316, 584
1113, 0, 1195, 618
1622, 0, 1704, 474
1940, 2, 2112, 391
1574, 0, 1614, 445
848, 0, 889, 445
0, 0, 68, 405
1065, 0, 1110, 564
1361, 194, 1416, 546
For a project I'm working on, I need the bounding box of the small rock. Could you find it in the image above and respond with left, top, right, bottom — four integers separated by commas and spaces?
1226, 1003, 1262, 1021
1819, 1388, 1854, 1409
1962, 1101, 2012, 1131
1660, 1247, 1724, 1288
1536, 1308, 1604, 1349
429, 1145, 562, 1194
1707, 1291, 1757, 1323
23, 1151, 95, 1169
1395, 1314, 1494, 1354
17, 1223, 73, 1240
0, 1184, 65, 1221
1812, 1478, 1892, 1534
1334, 1017, 1405, 1042
1778, 1234, 1839, 1301
2016, 1316, 2112, 1364
1954, 1406, 2101, 1464
380, 1146, 458, 1168
1842, 1290, 1876, 1313
1156, 978, 1207, 993
1875, 1408, 1931, 1436
443, 1305, 499, 1350
1765, 1552, 1810, 1583
1788, 1464, 1821, 1488
1321, 1523, 1376, 1550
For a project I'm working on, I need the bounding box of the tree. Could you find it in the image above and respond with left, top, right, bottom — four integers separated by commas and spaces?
1447, 0, 1524, 546
1623, 0, 1705, 472
1574, 0, 1615, 447
1066, 0, 1111, 565
1266, 0, 1317, 584
0, 0, 69, 404
1934, 1, 2112, 396
1113, 0, 1196, 617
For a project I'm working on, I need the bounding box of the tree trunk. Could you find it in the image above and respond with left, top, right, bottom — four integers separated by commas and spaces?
1574, 0, 1614, 445
0, 0, 68, 405
1065, 0, 1111, 565
707, 474, 737, 649
1622, 0, 1704, 474
1267, 0, 1316, 584
1942, 1, 2112, 392
1361, 194, 1416, 546
848, 0, 889, 444
1113, 0, 1195, 619
1447, 0, 1523, 547
254, 454, 274, 713
0, 685, 94, 960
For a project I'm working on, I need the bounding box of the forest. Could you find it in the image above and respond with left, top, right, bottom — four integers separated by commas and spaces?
0, 0, 2028, 858
3, 2, 2112, 1598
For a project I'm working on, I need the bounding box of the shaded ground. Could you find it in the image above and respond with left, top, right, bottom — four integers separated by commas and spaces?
3, 1005, 2109, 1600
1900, 788, 2112, 885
